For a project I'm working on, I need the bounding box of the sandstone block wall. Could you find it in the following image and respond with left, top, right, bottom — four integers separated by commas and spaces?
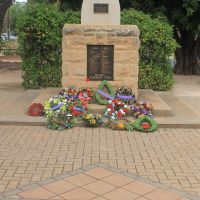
62, 24, 140, 97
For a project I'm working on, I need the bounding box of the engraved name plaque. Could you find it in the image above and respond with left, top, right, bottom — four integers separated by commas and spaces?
87, 45, 114, 81
94, 3, 109, 13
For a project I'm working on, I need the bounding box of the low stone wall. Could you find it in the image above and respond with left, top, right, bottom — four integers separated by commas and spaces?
62, 24, 140, 97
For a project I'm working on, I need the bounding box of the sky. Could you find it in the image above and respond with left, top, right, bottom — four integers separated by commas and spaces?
16, 0, 27, 2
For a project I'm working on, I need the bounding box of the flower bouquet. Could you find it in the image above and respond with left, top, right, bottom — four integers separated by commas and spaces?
104, 99, 129, 121
83, 113, 103, 128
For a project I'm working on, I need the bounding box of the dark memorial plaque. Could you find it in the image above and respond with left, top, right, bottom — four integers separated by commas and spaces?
87, 45, 114, 81
94, 4, 109, 13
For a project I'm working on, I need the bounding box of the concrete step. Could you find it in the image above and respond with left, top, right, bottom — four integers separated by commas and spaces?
139, 89, 173, 117
32, 88, 173, 117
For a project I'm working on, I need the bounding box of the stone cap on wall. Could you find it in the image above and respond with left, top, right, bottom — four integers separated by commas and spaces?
63, 24, 140, 37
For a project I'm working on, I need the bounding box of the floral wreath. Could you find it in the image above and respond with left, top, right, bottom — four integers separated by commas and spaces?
133, 116, 157, 132
104, 99, 129, 121
96, 80, 115, 105
131, 102, 153, 118
83, 113, 103, 128
28, 103, 44, 116
78, 88, 95, 103
59, 86, 78, 102
44, 96, 88, 130
47, 110, 76, 130
115, 86, 136, 105
70, 99, 88, 117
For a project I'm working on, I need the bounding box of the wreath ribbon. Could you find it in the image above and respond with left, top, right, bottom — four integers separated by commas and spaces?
116, 95, 135, 100
51, 103, 63, 110
74, 106, 85, 112
96, 89, 115, 100
51, 104, 86, 112
64, 94, 78, 99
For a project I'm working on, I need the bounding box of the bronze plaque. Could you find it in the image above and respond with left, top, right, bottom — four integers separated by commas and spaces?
87, 45, 114, 81
94, 4, 109, 13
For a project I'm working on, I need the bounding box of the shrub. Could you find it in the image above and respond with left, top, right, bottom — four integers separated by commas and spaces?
17, 4, 80, 88
139, 64, 175, 91
121, 9, 177, 90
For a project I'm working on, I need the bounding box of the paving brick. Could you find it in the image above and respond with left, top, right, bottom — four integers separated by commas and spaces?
0, 126, 200, 197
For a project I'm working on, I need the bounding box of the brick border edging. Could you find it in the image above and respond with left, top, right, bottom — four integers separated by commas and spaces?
1, 163, 200, 200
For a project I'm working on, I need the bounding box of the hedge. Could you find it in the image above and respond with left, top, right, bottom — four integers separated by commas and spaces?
17, 4, 80, 88
121, 9, 177, 90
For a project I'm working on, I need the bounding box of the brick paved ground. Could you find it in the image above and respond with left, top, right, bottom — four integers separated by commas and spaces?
5, 166, 192, 200
0, 125, 200, 197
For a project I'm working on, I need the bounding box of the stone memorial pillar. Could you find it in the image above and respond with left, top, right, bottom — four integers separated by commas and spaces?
81, 0, 120, 25
62, 0, 140, 97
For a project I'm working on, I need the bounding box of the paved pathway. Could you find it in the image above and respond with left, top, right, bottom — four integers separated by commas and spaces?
0, 126, 200, 198
3, 165, 193, 200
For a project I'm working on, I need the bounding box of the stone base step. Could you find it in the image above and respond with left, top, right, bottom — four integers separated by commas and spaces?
32, 88, 173, 117
138, 89, 173, 117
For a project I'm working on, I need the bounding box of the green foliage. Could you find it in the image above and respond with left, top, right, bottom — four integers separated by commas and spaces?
9, 3, 25, 33
121, 9, 177, 90
17, 3, 80, 88
139, 64, 175, 91
129, 0, 200, 36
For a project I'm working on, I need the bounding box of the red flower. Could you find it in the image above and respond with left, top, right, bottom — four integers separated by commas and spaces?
141, 122, 151, 129
113, 99, 117, 104
107, 104, 113, 109
86, 78, 90, 83
122, 108, 128, 113
117, 112, 122, 118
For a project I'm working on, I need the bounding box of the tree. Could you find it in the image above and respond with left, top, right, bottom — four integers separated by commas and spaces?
9, 3, 25, 33
0, 0, 13, 35
126, 0, 200, 75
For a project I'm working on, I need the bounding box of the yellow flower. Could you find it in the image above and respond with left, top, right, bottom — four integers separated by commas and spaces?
92, 119, 96, 124
116, 123, 125, 129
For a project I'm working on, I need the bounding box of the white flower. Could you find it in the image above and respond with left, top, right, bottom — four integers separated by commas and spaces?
108, 100, 112, 104
107, 108, 111, 112
124, 105, 128, 108
111, 116, 115, 120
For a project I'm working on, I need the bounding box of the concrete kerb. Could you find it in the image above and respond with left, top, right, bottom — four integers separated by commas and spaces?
1, 163, 200, 200
0, 120, 200, 129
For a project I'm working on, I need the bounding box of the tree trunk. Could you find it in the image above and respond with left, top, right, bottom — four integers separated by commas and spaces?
174, 31, 200, 75
0, 0, 13, 35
